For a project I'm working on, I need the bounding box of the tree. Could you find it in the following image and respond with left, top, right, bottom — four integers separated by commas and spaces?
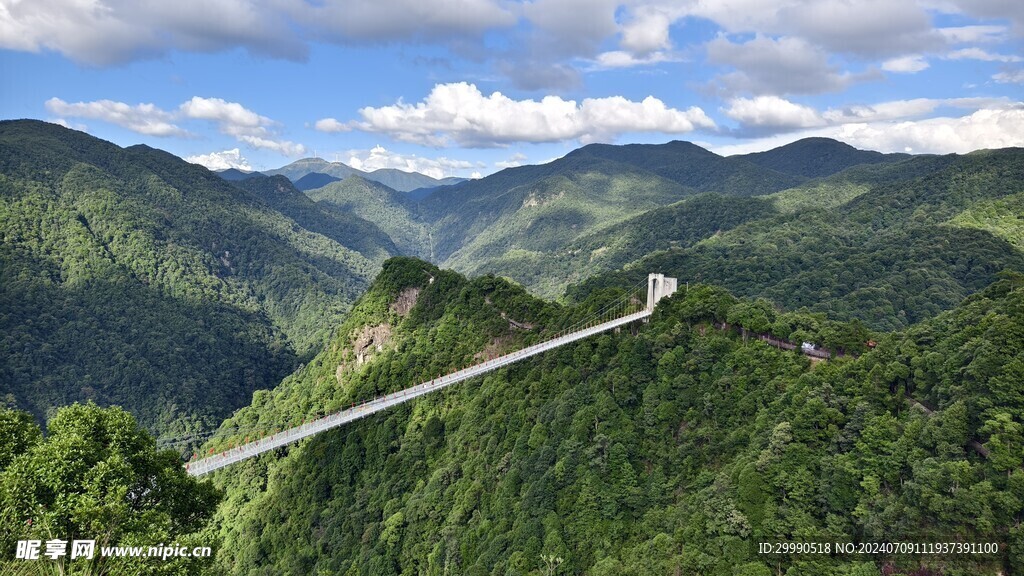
0, 403, 222, 575
981, 412, 1024, 474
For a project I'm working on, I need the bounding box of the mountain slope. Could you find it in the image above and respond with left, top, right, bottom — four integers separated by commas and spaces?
216, 167, 265, 181
265, 158, 464, 193
264, 157, 363, 182
231, 174, 399, 262
306, 175, 431, 259
736, 137, 910, 178
571, 149, 1024, 331
0, 120, 389, 438
465, 193, 779, 298
567, 140, 807, 194
421, 140, 810, 285
422, 155, 694, 265
209, 261, 1024, 575
366, 168, 466, 193
293, 171, 341, 191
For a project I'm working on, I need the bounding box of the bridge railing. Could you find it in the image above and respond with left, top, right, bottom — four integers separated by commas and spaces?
186, 308, 653, 476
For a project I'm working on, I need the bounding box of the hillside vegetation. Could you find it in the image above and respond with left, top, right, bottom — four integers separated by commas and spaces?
208, 258, 1024, 575
569, 149, 1024, 331
307, 175, 432, 259
0, 120, 393, 438
736, 136, 908, 179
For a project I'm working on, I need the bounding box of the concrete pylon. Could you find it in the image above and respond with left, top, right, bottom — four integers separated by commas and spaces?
647, 273, 678, 310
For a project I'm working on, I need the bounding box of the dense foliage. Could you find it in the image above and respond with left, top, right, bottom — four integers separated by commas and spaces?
231, 174, 398, 262
0, 121, 390, 437
0, 403, 221, 575
208, 258, 1023, 575
566, 140, 805, 194
307, 176, 432, 259
570, 149, 1024, 331
464, 193, 778, 298
5, 124, 1023, 574
735, 137, 908, 179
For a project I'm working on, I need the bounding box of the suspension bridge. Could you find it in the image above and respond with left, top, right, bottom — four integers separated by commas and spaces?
184, 273, 678, 477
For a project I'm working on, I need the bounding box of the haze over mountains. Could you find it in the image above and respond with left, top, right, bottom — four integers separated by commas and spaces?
257, 157, 466, 193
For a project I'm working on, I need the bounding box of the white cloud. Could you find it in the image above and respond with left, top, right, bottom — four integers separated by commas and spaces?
44, 97, 187, 137
285, 0, 514, 43
45, 95, 304, 156
185, 148, 253, 171
723, 96, 824, 129
707, 35, 864, 95
712, 105, 1024, 155
590, 50, 678, 69
881, 54, 929, 73
993, 69, 1024, 83
237, 135, 305, 156
0, 0, 305, 66
830, 107, 1024, 153
179, 96, 305, 156
946, 47, 1023, 62
937, 25, 1009, 44
345, 145, 478, 180
180, 96, 266, 133
724, 95, 1016, 133
349, 82, 715, 147
619, 5, 684, 55
495, 152, 528, 169
47, 118, 87, 131
821, 98, 942, 123
784, 0, 942, 57
313, 118, 350, 133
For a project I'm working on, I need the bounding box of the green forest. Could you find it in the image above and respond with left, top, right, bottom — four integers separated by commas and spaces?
203, 259, 1023, 575
0, 121, 396, 440
2, 120, 1023, 575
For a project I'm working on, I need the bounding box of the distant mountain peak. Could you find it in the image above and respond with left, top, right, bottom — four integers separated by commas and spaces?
736, 137, 910, 178
264, 158, 464, 193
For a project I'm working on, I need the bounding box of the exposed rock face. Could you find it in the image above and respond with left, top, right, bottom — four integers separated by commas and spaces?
336, 323, 394, 382
390, 287, 420, 316
354, 324, 392, 366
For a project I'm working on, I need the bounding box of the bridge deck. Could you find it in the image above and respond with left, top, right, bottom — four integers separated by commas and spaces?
186, 309, 652, 476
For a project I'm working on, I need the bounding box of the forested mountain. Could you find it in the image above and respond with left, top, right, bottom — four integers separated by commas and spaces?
306, 175, 432, 259
420, 155, 694, 264
292, 171, 341, 191
570, 149, 1024, 331
566, 140, 806, 194
462, 193, 779, 298
367, 168, 466, 193
231, 174, 399, 261
736, 137, 909, 178
207, 258, 1024, 575
265, 158, 464, 192
0, 120, 393, 438
264, 157, 363, 183
416, 139, 814, 268
215, 167, 265, 181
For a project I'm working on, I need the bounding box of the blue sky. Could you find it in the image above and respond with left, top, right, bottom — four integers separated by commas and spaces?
1, 0, 1022, 179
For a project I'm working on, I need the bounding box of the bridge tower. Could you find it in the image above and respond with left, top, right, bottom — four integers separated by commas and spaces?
647, 273, 678, 311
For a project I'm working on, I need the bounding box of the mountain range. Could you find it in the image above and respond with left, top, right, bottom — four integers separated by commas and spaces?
258, 157, 466, 193
2, 119, 1023, 574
